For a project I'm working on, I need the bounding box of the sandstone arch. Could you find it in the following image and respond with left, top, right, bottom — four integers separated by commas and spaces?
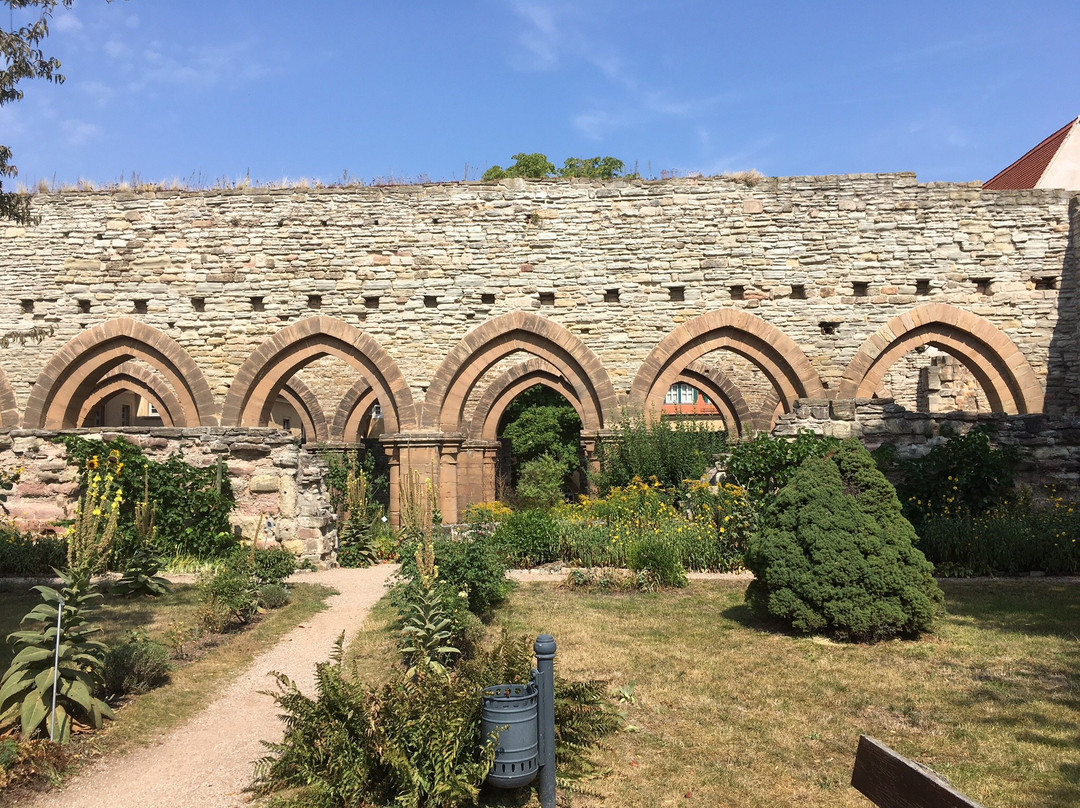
331, 379, 380, 443
838, 304, 1044, 414
672, 360, 761, 436
628, 310, 825, 423
23, 319, 217, 429
277, 377, 329, 443
467, 358, 588, 442
0, 366, 20, 427
422, 312, 618, 433
221, 317, 416, 433
77, 362, 182, 427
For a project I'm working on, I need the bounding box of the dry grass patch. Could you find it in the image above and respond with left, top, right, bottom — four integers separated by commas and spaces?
491, 579, 1079, 808
0, 582, 334, 758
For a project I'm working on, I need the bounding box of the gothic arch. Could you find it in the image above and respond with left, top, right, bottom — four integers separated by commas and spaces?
77, 362, 182, 427
628, 309, 825, 420
0, 366, 19, 427
23, 319, 217, 429
221, 317, 416, 433
422, 312, 619, 433
672, 360, 761, 436
331, 379, 378, 442
277, 377, 329, 443
467, 358, 587, 442
838, 304, 1044, 414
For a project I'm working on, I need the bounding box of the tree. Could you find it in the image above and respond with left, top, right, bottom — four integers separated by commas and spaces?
482, 153, 629, 181
744, 439, 944, 642
1, 0, 75, 224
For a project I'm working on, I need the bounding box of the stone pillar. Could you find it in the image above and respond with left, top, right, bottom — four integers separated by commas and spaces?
381, 432, 453, 527
460, 439, 502, 514
438, 436, 463, 524
580, 430, 607, 492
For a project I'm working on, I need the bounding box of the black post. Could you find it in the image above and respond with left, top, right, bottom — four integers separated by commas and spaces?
534, 634, 557, 808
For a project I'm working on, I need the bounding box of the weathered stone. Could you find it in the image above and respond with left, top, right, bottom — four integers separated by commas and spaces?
249, 474, 280, 494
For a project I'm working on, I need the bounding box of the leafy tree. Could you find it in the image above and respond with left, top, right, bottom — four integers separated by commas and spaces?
482, 152, 630, 181
2, 1, 75, 224
559, 156, 626, 179
482, 152, 556, 181
499, 385, 582, 497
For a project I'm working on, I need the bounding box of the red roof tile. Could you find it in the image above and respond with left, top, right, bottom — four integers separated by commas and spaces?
984, 117, 1077, 190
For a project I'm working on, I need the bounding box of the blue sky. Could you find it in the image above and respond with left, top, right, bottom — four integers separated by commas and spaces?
4, 0, 1079, 187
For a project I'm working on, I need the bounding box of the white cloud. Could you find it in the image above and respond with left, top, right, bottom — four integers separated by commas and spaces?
104, 38, 133, 60
510, 0, 561, 70
53, 12, 83, 33
79, 80, 115, 106
62, 119, 101, 146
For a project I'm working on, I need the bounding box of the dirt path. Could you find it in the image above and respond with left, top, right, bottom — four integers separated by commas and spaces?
20, 564, 397, 808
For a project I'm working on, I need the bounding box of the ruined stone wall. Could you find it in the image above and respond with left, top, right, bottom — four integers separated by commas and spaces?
0, 174, 1075, 415
0, 427, 334, 558
773, 399, 1080, 492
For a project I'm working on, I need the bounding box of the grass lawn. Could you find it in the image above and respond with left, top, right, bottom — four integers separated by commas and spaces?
479, 578, 1078, 808
0, 579, 335, 757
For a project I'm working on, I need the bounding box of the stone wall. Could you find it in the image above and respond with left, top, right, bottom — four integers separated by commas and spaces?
1, 174, 1075, 411
774, 399, 1080, 491
1, 174, 1076, 520
0, 427, 335, 558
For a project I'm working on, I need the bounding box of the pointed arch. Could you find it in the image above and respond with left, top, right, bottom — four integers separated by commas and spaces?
838, 304, 1044, 414
0, 366, 19, 427
467, 358, 587, 442
628, 309, 825, 420
77, 362, 182, 427
673, 360, 761, 436
221, 317, 416, 433
277, 377, 329, 444
421, 312, 619, 433
331, 379, 379, 442
23, 319, 217, 429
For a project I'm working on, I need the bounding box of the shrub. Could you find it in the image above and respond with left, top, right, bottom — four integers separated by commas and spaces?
397, 530, 512, 617
61, 436, 236, 564
627, 534, 688, 590
744, 439, 944, 642
258, 583, 291, 609
462, 501, 512, 523
111, 545, 170, 598
516, 454, 567, 509
197, 552, 260, 630
893, 426, 1017, 529
563, 567, 640, 592
251, 545, 296, 587
594, 417, 728, 494
492, 508, 559, 568
0, 530, 66, 577
102, 632, 170, 697
724, 430, 840, 504
556, 479, 746, 572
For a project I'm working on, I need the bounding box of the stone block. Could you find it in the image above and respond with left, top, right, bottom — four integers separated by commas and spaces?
249, 474, 280, 494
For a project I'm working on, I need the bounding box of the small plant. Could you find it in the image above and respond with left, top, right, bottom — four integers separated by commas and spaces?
66, 449, 124, 585
257, 583, 290, 609
492, 508, 559, 568
112, 546, 170, 598
0, 570, 114, 741
102, 631, 170, 698
627, 534, 688, 591
516, 453, 568, 509
336, 465, 380, 568
594, 417, 729, 494
251, 545, 296, 587
197, 550, 262, 630
163, 618, 201, 659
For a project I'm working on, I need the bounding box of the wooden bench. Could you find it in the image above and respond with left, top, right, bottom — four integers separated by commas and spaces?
851, 735, 984, 808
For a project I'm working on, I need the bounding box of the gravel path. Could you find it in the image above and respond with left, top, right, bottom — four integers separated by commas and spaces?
19, 564, 397, 808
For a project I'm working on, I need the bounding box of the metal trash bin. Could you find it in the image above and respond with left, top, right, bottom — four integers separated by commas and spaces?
481, 681, 539, 788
